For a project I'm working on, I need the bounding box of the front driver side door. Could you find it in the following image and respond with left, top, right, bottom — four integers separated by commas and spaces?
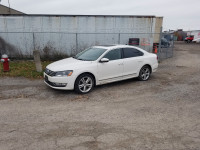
97, 48, 123, 84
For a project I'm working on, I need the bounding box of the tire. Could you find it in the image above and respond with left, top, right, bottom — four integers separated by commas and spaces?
74, 73, 94, 94
138, 66, 151, 81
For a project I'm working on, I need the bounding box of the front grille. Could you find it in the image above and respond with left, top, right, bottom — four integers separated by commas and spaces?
45, 68, 56, 76
44, 75, 66, 87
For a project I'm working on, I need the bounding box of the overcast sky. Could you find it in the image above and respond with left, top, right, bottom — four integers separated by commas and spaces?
1, 0, 199, 31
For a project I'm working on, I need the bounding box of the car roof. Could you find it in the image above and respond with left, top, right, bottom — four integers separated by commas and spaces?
94, 44, 134, 49
96, 45, 117, 47
93, 45, 149, 54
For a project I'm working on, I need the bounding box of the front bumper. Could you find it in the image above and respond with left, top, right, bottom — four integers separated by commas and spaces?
44, 72, 75, 90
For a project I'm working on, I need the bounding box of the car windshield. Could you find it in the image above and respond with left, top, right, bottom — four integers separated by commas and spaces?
73, 47, 107, 61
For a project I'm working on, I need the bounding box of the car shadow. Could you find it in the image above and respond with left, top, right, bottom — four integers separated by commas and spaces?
94, 77, 140, 90
43, 76, 156, 97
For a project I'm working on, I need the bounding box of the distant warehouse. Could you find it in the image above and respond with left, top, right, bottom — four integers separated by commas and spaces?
0, 14, 163, 57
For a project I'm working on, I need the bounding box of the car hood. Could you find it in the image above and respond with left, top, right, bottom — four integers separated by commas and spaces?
46, 57, 94, 71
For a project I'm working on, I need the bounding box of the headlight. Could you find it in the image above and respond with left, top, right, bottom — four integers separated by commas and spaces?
55, 70, 73, 77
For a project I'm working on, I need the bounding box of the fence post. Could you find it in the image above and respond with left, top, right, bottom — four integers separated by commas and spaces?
118, 33, 120, 44
33, 32, 35, 50
172, 34, 174, 57
76, 33, 78, 54
33, 50, 42, 72
158, 27, 162, 61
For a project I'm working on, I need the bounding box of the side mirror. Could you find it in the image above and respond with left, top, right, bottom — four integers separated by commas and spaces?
100, 58, 109, 63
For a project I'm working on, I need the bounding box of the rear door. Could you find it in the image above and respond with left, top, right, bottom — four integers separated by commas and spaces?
122, 48, 144, 78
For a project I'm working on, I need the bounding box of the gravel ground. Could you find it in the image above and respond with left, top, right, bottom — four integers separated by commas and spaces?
0, 42, 200, 150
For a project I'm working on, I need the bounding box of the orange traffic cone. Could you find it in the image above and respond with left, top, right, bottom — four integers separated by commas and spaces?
154, 46, 158, 54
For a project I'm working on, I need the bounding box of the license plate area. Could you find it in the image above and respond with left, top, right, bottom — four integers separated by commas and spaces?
45, 75, 48, 82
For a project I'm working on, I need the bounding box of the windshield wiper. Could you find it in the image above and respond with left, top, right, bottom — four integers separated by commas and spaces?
77, 58, 92, 61
76, 58, 84, 60
73, 56, 92, 61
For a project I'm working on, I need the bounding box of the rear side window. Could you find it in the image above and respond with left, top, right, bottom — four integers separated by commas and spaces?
103, 48, 122, 61
123, 48, 144, 58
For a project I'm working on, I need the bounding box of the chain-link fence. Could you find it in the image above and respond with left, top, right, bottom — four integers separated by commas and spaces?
0, 31, 174, 60
157, 33, 174, 61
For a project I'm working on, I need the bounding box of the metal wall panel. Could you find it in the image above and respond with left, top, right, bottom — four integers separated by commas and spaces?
0, 15, 160, 56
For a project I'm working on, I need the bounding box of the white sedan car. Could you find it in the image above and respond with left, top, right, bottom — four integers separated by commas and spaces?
192, 38, 200, 43
44, 45, 158, 94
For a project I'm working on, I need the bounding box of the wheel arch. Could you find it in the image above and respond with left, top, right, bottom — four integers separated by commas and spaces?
75, 72, 96, 86
141, 64, 152, 73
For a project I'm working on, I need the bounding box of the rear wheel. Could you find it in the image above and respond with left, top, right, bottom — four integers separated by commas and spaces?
138, 66, 151, 81
74, 73, 94, 94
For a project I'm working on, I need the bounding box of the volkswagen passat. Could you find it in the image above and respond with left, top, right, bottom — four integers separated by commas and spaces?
44, 45, 158, 94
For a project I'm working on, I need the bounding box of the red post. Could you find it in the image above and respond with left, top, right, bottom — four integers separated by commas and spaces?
1, 54, 10, 72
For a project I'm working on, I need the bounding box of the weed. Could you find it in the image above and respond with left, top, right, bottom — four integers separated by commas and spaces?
0, 60, 53, 79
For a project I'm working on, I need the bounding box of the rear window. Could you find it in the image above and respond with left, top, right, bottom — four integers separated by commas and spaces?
123, 48, 144, 58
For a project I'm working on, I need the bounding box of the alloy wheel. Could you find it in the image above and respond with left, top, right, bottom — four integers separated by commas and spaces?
78, 76, 93, 93
140, 67, 150, 80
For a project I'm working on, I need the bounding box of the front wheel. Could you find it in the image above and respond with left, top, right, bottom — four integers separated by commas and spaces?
138, 66, 151, 81
74, 74, 94, 94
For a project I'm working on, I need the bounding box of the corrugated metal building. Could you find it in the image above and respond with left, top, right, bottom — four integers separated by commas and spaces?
0, 15, 163, 57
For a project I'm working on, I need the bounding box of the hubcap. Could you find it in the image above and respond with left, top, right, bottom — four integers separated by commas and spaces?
78, 76, 93, 93
141, 67, 150, 80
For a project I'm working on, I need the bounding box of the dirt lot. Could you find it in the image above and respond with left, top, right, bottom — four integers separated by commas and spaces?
0, 42, 200, 150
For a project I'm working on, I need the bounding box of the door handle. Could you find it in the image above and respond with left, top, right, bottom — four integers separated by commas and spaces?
118, 63, 123, 65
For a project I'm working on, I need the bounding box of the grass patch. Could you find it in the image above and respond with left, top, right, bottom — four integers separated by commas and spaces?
0, 60, 53, 79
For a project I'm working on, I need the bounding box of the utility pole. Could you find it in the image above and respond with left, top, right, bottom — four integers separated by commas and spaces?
8, 0, 11, 14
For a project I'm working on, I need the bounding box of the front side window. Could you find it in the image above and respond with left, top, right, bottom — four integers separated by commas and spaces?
123, 48, 144, 58
103, 48, 122, 61
74, 47, 107, 61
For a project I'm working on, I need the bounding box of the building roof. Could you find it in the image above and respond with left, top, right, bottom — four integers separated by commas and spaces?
0, 4, 25, 14
0, 14, 161, 18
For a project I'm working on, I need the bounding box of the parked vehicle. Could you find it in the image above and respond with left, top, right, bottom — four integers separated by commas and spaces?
192, 38, 200, 43
184, 35, 194, 43
44, 45, 158, 94
161, 38, 170, 48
